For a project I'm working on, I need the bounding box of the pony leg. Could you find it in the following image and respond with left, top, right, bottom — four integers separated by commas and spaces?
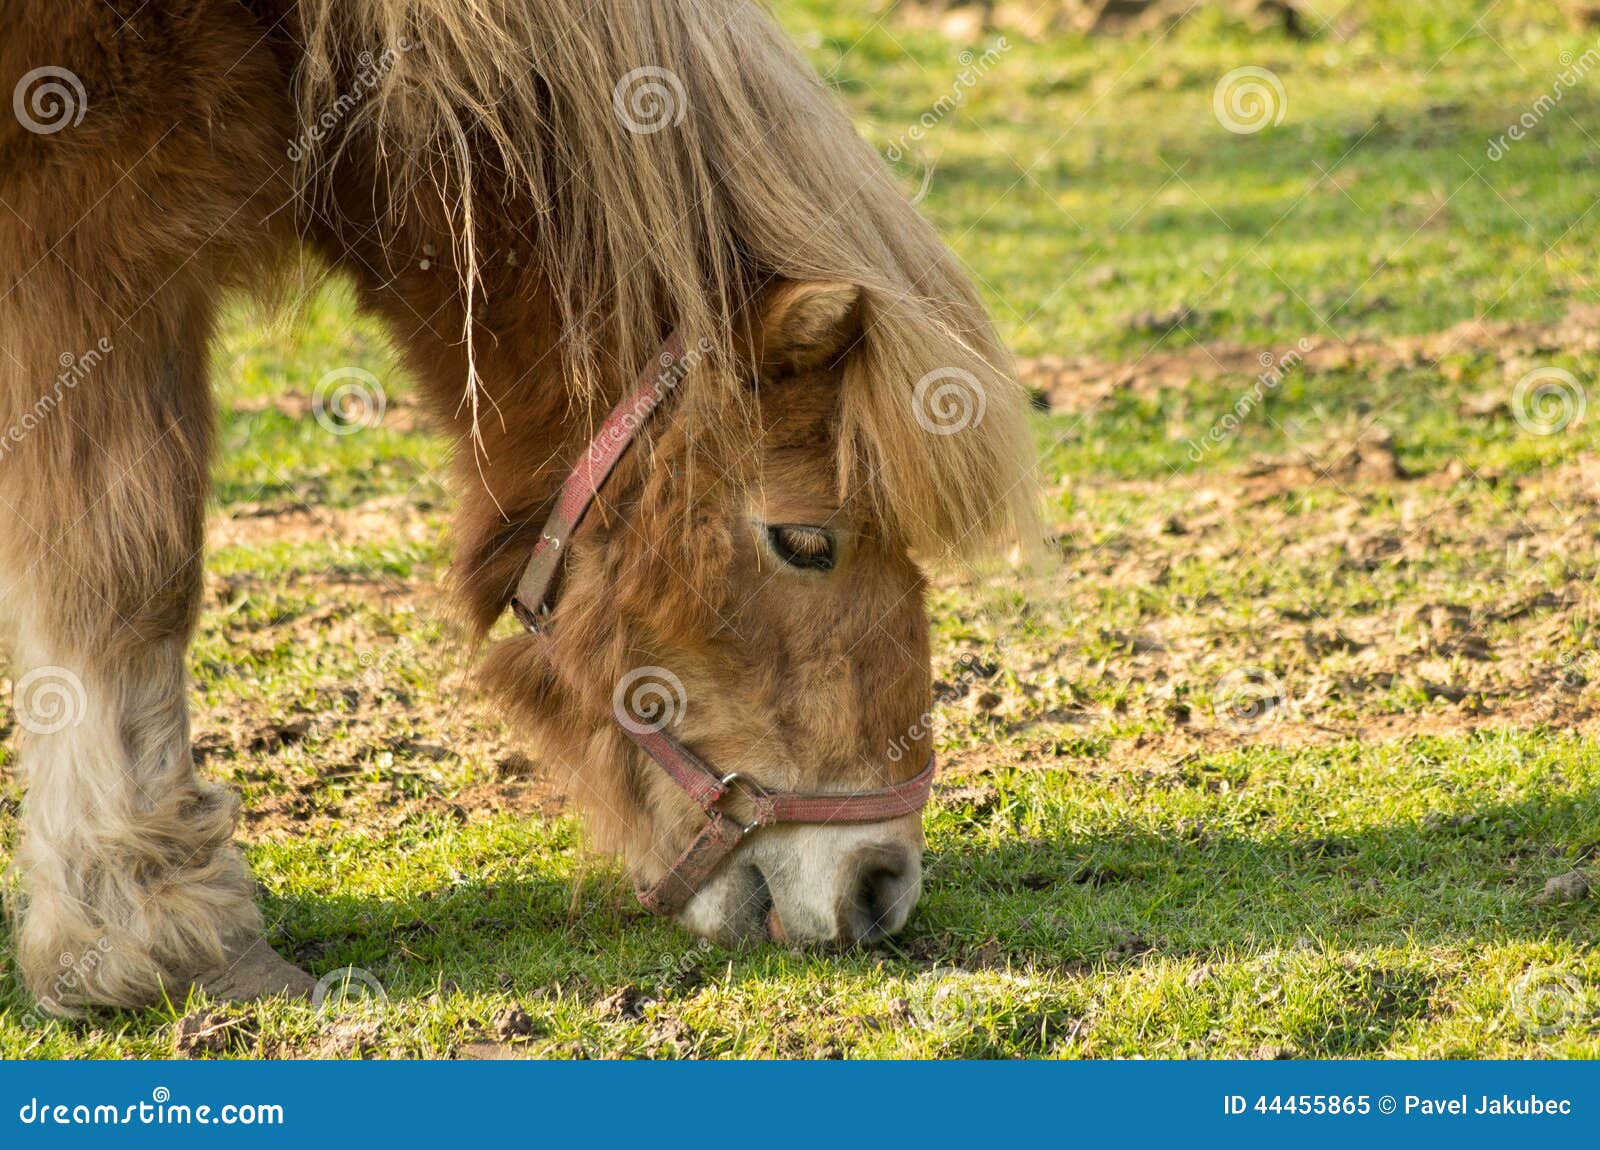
0, 303, 310, 1010
1, 0, 310, 1012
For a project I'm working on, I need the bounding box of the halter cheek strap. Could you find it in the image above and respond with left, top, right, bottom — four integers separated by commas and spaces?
510, 331, 689, 630
509, 331, 936, 917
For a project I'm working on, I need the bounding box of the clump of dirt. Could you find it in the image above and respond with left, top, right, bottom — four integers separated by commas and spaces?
1233, 425, 1411, 494
641, 1016, 695, 1057
1105, 929, 1154, 962
1533, 870, 1592, 905
456, 1041, 527, 1060
934, 781, 1000, 815
317, 1018, 383, 1059
492, 1004, 537, 1040
494, 752, 539, 780
593, 986, 652, 1021
172, 1010, 255, 1057
247, 719, 312, 754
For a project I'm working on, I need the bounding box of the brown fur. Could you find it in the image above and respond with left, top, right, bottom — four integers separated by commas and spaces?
479, 282, 936, 883
1, 0, 1033, 1005
1, 0, 297, 1007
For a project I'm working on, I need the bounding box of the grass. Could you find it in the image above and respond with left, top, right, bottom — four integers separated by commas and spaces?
3, 0, 1599, 1058
814, 0, 1600, 359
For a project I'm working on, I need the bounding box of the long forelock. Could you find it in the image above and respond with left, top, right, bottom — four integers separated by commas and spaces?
298, 0, 1034, 555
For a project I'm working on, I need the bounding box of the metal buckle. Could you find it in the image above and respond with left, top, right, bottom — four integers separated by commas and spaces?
714, 771, 768, 834
509, 596, 551, 634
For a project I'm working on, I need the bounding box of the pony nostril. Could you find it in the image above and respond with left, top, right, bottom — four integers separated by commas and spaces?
839, 846, 920, 943
746, 865, 776, 938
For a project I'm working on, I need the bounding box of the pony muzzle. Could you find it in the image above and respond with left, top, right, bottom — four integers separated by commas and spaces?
674, 817, 926, 946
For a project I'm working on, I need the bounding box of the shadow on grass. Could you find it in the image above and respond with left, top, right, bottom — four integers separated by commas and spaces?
883, 784, 1598, 1054
915, 782, 1599, 956
1, 781, 1592, 1057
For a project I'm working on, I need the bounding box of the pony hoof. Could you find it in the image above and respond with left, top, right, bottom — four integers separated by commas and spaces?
195, 936, 316, 1002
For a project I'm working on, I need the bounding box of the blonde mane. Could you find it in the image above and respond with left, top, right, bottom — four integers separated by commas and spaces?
298, 0, 1034, 554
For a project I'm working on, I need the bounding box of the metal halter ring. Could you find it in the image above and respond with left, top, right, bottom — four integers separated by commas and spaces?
715, 771, 768, 833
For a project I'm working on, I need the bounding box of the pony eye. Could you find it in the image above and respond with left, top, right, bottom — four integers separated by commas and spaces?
765, 525, 836, 571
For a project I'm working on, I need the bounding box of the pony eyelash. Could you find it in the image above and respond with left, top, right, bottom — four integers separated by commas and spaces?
764, 524, 836, 571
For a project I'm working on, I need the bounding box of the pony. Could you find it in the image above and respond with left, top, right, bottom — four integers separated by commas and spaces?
0, 0, 1033, 1010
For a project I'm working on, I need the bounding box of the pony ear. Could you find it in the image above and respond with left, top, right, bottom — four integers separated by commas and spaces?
751, 281, 864, 373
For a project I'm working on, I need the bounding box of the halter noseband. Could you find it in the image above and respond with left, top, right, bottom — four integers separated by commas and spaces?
509, 332, 936, 917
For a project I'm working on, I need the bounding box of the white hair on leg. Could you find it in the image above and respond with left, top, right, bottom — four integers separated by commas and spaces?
7, 628, 265, 1011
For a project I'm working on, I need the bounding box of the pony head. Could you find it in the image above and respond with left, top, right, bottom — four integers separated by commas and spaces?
297, 0, 1036, 943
